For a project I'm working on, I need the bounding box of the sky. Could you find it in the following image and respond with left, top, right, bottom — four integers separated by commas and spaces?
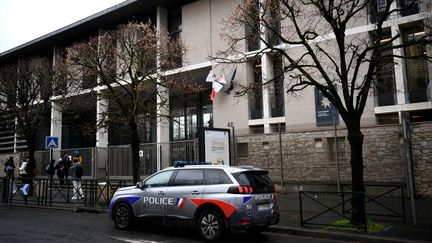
0, 0, 126, 53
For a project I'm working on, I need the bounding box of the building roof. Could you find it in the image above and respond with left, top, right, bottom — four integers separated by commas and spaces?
0, 0, 196, 63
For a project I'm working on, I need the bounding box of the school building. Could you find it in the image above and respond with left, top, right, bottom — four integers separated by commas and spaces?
0, 0, 431, 196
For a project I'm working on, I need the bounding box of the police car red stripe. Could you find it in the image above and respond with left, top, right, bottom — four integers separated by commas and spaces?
189, 198, 237, 218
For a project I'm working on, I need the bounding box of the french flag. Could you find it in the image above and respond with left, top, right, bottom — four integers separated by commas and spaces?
176, 198, 187, 209
206, 70, 226, 101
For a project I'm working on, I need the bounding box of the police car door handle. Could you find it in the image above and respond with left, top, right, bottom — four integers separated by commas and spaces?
191, 191, 200, 195
158, 191, 165, 195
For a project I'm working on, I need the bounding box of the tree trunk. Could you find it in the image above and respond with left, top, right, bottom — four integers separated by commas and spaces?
26, 133, 36, 166
129, 118, 140, 184
347, 121, 366, 227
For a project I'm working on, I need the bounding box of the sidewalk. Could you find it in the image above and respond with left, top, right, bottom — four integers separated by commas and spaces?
272, 192, 432, 242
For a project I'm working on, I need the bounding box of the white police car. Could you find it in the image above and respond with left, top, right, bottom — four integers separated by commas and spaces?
109, 161, 279, 240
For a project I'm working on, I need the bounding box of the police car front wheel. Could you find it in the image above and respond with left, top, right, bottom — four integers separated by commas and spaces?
197, 209, 225, 241
114, 202, 134, 230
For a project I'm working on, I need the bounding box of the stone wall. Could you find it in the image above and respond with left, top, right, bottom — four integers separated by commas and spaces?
236, 122, 432, 197
411, 122, 432, 197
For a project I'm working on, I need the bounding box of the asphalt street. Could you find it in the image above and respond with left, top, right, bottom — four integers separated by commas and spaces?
0, 205, 347, 243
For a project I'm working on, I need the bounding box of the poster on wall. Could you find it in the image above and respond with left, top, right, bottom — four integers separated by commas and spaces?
314, 87, 339, 126
201, 128, 231, 165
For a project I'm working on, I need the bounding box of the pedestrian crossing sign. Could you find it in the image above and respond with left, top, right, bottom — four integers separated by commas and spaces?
21, 184, 29, 196
45, 136, 59, 149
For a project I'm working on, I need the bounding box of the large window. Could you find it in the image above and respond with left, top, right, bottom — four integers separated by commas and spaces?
400, 0, 419, 16
171, 91, 212, 141
249, 59, 263, 119
403, 24, 430, 103
375, 31, 396, 106
267, 0, 281, 47
168, 7, 182, 68
246, 0, 260, 52
270, 55, 284, 117
369, 0, 388, 23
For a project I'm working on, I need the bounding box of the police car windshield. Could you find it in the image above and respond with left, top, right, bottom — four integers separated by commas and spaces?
232, 171, 274, 193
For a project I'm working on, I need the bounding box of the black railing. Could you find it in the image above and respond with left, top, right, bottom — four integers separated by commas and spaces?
0, 176, 133, 208
299, 183, 406, 232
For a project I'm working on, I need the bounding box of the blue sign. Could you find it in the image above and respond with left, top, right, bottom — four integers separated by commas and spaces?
21, 184, 29, 196
45, 136, 59, 149
315, 88, 339, 126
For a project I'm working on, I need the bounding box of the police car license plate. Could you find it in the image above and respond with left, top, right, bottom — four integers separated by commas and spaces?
257, 203, 271, 211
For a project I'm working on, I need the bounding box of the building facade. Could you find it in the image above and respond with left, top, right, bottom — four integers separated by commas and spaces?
0, 0, 431, 196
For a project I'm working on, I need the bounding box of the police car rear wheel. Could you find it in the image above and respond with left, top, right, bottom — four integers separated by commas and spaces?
197, 209, 224, 241
114, 203, 133, 230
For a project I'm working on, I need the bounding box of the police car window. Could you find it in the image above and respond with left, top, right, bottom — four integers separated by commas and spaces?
233, 171, 274, 193
144, 170, 174, 188
205, 169, 232, 185
172, 169, 204, 186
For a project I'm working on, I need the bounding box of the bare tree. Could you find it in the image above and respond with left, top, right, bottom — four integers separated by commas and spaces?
0, 56, 60, 166
64, 21, 198, 183
219, 0, 431, 226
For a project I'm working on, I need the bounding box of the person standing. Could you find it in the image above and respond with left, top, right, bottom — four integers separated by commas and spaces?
60, 153, 71, 180
3, 157, 15, 201
18, 159, 28, 178
46, 159, 56, 190
55, 158, 66, 187
23, 159, 36, 196
71, 158, 84, 200
4, 156, 15, 178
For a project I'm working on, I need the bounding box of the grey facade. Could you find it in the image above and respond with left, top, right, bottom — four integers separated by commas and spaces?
0, 0, 431, 196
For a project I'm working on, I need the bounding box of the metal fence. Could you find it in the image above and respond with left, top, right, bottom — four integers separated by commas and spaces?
1, 176, 133, 207
299, 184, 406, 231
16, 140, 197, 180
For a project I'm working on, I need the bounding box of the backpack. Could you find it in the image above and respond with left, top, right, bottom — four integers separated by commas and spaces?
45, 164, 55, 175
75, 165, 83, 178
59, 163, 66, 173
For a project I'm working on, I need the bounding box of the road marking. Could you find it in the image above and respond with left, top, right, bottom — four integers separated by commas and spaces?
108, 236, 161, 243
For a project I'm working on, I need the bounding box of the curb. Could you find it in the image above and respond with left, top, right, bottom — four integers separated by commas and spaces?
6, 203, 107, 214
267, 226, 430, 243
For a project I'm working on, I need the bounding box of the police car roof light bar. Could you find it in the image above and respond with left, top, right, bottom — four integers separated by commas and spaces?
174, 161, 212, 167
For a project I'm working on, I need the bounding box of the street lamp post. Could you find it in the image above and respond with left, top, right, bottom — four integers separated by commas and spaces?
227, 122, 236, 166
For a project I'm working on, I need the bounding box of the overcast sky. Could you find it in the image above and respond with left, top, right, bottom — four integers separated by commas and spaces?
0, 0, 125, 53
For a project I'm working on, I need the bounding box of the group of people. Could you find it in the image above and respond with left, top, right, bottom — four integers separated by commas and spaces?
3, 151, 84, 200
45, 151, 85, 200
3, 156, 38, 197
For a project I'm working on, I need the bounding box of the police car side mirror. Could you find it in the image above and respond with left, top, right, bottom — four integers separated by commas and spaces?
137, 181, 144, 189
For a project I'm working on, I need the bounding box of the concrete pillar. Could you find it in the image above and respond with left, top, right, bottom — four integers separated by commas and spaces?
156, 6, 170, 170
96, 94, 108, 147
50, 102, 62, 159
13, 117, 18, 153
392, 25, 408, 105
261, 54, 273, 134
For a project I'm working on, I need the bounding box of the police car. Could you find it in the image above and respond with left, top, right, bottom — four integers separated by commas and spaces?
109, 161, 279, 240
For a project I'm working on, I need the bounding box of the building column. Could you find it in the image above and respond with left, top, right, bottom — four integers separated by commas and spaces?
261, 53, 273, 134
13, 117, 18, 153
156, 6, 170, 170
50, 101, 62, 159
96, 94, 108, 147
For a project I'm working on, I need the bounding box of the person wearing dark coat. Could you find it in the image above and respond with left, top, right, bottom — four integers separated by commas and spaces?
46, 159, 56, 190
4, 157, 15, 178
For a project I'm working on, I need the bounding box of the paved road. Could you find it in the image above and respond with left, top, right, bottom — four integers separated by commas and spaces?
0, 205, 346, 243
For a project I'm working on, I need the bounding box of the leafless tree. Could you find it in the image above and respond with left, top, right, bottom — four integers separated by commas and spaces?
0, 56, 61, 166
218, 0, 431, 226
64, 21, 199, 183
